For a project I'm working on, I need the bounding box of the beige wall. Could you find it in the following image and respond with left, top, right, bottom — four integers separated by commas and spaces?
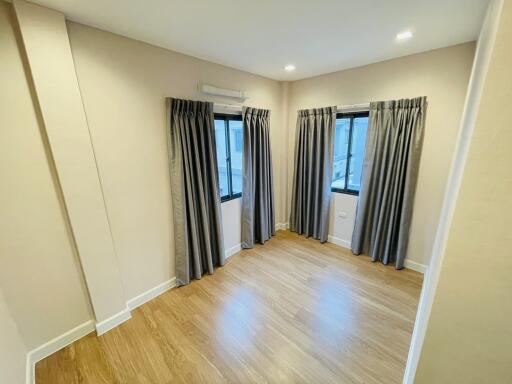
287, 43, 476, 266
1, 0, 287, 355
0, 0, 481, 367
13, 0, 128, 324
0, 289, 27, 384
415, 1, 512, 382
0, 1, 92, 349
66, 22, 287, 300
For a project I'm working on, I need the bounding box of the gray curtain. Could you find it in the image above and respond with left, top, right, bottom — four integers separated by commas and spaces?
241, 107, 275, 248
290, 107, 336, 242
166, 98, 225, 286
352, 97, 427, 269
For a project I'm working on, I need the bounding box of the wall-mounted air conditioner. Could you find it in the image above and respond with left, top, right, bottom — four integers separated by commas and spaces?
199, 83, 247, 100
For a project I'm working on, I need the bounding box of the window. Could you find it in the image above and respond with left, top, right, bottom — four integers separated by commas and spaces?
331, 112, 369, 194
214, 114, 243, 201
234, 128, 243, 152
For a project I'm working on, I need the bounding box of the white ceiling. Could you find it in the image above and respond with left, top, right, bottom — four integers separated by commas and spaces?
30, 0, 489, 81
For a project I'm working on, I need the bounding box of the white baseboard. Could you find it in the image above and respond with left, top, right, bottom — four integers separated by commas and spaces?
26, 319, 95, 383
327, 234, 352, 249
24, 277, 180, 384
276, 222, 289, 231
95, 307, 131, 336
404, 259, 428, 274
225, 244, 242, 259
127, 277, 177, 311
326, 235, 427, 273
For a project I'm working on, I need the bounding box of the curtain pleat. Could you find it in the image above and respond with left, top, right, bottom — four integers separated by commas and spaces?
166, 98, 225, 285
290, 107, 336, 242
352, 97, 427, 269
241, 107, 275, 248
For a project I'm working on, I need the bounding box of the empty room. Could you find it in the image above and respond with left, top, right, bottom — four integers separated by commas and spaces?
1, 0, 511, 383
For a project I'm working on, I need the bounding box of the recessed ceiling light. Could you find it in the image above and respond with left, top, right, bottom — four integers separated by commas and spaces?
284, 64, 296, 72
396, 30, 413, 40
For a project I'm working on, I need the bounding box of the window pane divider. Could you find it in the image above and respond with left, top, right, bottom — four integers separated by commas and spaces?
344, 115, 354, 191
225, 119, 233, 199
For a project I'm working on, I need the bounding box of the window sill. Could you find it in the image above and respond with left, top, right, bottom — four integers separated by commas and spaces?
331, 188, 359, 196
221, 193, 242, 203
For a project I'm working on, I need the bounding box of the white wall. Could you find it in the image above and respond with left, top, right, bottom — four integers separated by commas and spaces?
221, 198, 242, 255
328, 193, 358, 248
287, 43, 476, 268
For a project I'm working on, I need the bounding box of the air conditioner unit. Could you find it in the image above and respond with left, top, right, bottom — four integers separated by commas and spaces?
199, 83, 247, 100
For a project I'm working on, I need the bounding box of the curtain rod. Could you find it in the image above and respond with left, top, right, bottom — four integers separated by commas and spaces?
214, 102, 369, 114
336, 102, 370, 112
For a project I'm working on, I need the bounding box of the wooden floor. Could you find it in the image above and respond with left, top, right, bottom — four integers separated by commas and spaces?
36, 230, 423, 384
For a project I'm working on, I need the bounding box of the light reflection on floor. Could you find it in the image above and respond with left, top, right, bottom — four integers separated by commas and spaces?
215, 283, 260, 351
311, 275, 356, 346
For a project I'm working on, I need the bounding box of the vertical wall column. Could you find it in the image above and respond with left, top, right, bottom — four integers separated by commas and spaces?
280, 81, 290, 227
0, 289, 27, 384
404, 0, 508, 382
12, 0, 129, 334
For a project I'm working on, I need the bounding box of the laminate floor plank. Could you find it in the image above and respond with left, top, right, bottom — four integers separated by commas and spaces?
36, 230, 422, 384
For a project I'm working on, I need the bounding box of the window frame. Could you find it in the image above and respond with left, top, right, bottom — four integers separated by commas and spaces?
214, 113, 243, 203
331, 111, 369, 196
